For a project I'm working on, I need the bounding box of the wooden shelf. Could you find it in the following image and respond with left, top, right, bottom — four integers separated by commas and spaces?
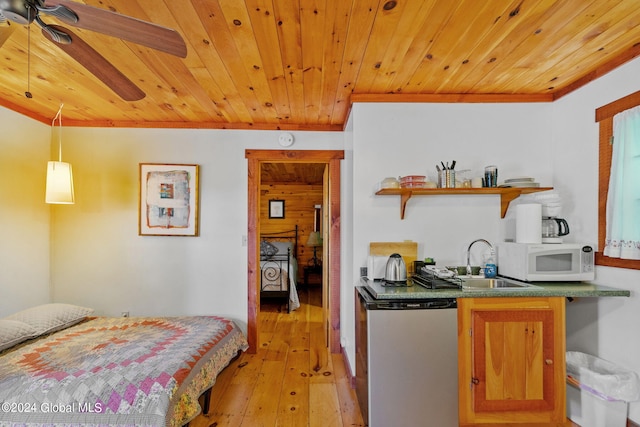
375, 187, 554, 219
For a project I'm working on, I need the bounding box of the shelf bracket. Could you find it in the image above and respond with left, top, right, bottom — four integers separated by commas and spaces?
499, 189, 522, 218
400, 191, 412, 219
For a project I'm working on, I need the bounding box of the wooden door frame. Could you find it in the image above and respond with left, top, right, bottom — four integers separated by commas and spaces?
246, 149, 343, 353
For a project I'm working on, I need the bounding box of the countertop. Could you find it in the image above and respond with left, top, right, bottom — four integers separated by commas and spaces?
360, 277, 631, 299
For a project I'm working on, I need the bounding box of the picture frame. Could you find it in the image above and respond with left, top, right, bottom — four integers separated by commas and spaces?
139, 163, 199, 236
269, 199, 285, 219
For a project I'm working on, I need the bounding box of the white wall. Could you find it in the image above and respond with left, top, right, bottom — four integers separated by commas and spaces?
49, 128, 344, 329
0, 107, 51, 316
551, 57, 640, 421
345, 101, 555, 368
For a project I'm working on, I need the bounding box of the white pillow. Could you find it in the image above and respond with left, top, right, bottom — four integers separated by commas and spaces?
0, 319, 37, 351
272, 241, 293, 255
5, 303, 94, 336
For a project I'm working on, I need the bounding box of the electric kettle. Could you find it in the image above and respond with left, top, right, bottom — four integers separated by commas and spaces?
384, 253, 407, 284
542, 217, 570, 243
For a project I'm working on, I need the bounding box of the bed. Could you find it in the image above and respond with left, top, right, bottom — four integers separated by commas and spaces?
259, 226, 300, 312
0, 303, 248, 427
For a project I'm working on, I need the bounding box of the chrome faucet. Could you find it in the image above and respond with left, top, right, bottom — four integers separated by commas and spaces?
466, 239, 495, 276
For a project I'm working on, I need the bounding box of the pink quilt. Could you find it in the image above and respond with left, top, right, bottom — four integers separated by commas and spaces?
0, 316, 248, 427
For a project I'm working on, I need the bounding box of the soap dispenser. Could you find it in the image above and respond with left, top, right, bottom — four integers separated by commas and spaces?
484, 250, 497, 278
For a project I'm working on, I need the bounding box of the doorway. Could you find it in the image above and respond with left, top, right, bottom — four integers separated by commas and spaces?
246, 149, 343, 354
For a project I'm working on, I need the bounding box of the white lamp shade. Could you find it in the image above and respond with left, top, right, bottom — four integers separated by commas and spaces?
46, 161, 75, 204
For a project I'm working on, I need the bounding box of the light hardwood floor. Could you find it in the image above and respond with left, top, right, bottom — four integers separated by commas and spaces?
189, 286, 364, 427
190, 286, 581, 427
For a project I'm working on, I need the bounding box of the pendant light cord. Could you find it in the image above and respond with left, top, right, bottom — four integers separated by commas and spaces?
25, 6, 32, 98
52, 103, 64, 162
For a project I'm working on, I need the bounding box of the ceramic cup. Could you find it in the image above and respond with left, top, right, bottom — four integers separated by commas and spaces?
471, 177, 483, 188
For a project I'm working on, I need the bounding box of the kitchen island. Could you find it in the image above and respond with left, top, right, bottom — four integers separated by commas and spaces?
356, 277, 630, 425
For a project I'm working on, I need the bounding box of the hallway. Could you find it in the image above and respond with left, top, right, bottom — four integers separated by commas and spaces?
190, 286, 364, 426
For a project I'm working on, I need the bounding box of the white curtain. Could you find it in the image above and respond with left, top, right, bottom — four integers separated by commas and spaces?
603, 105, 640, 259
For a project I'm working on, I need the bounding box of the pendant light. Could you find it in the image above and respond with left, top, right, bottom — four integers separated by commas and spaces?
45, 104, 75, 204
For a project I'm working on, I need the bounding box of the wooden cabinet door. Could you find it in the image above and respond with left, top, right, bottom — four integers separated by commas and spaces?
458, 297, 566, 424
473, 308, 554, 411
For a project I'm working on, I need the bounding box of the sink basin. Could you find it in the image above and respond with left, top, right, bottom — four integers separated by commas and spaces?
461, 277, 541, 291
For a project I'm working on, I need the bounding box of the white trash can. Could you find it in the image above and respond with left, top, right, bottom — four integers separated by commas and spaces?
566, 351, 640, 427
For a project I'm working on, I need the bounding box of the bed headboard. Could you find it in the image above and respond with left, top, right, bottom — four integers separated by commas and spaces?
260, 225, 298, 259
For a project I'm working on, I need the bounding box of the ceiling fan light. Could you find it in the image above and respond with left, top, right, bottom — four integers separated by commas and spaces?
46, 161, 75, 204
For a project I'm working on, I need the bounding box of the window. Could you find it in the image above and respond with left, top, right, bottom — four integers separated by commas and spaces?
595, 91, 640, 269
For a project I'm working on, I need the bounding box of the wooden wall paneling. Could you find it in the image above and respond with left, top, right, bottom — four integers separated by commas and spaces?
5, 1, 640, 129
260, 183, 323, 279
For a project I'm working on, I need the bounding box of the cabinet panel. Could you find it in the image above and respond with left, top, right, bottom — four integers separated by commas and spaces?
473, 310, 554, 412
458, 297, 566, 424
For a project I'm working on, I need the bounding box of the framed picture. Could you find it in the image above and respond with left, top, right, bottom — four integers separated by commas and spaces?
139, 163, 199, 236
269, 199, 285, 219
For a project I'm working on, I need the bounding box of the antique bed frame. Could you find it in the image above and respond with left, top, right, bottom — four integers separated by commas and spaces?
259, 225, 298, 313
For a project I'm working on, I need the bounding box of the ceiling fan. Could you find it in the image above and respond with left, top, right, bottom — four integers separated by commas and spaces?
0, 0, 187, 101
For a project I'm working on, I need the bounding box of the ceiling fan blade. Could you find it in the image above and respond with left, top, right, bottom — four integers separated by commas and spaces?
42, 25, 146, 101
43, 0, 187, 58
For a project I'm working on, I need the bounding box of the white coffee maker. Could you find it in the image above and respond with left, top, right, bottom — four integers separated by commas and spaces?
504, 191, 570, 244
540, 195, 569, 243
541, 216, 570, 243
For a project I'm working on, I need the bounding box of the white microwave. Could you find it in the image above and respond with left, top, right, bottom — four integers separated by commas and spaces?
497, 242, 595, 282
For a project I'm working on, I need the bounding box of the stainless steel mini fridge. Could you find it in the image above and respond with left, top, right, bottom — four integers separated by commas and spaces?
355, 286, 459, 427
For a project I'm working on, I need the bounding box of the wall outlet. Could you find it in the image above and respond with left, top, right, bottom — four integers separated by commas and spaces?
360, 267, 367, 277
121, 311, 129, 317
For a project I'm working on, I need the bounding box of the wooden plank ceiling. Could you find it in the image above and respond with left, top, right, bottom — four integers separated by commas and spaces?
261, 162, 325, 185
1, 0, 640, 131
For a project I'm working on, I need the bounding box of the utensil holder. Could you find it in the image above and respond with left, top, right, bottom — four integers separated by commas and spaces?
484, 165, 498, 187
438, 170, 455, 188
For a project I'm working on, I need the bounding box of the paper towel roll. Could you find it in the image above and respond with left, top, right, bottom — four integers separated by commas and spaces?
515, 204, 542, 243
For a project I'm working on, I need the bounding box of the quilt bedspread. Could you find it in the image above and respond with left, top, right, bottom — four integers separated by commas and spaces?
0, 316, 248, 427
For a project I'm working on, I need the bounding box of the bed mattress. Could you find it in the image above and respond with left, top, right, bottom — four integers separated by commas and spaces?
0, 316, 248, 427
